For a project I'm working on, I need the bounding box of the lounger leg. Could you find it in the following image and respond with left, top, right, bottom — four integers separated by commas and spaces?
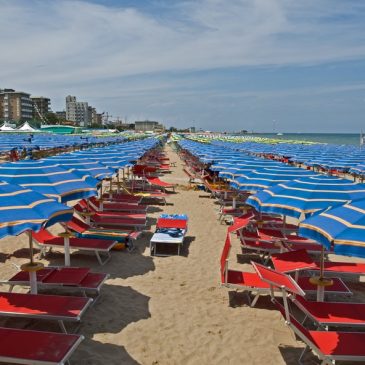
250, 293, 260, 307
95, 251, 111, 266
298, 345, 310, 365
58, 320, 67, 333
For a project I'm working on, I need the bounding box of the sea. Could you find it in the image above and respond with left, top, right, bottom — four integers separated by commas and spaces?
254, 133, 362, 146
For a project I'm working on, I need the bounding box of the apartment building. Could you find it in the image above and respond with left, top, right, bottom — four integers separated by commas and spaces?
31, 96, 50, 121
0, 89, 33, 121
65, 95, 89, 127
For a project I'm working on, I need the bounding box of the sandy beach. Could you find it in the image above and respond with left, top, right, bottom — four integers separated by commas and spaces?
0, 145, 364, 365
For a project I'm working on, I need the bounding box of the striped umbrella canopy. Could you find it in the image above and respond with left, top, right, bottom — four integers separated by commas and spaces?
0, 180, 73, 238
43, 156, 116, 180
246, 176, 365, 219
0, 161, 98, 203
233, 167, 318, 193
299, 199, 365, 258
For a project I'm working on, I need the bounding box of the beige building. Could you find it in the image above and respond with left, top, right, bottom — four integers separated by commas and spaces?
31, 96, 51, 120
135, 120, 165, 132
0, 89, 33, 121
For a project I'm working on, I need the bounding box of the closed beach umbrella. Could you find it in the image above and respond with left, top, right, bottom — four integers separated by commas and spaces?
0, 181, 73, 293
247, 176, 365, 219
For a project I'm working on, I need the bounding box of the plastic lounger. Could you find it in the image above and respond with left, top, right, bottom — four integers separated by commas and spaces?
102, 193, 142, 203
5, 267, 108, 299
272, 249, 365, 276
0, 327, 83, 365
32, 229, 115, 265
150, 229, 186, 256
0, 291, 91, 333
274, 300, 365, 364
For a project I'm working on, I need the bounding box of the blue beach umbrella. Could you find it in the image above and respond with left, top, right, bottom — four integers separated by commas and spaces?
0, 161, 98, 203
247, 176, 365, 219
0, 180, 73, 293
299, 199, 365, 258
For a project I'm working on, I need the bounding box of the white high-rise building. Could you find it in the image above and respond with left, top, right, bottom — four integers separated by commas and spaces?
65, 95, 89, 126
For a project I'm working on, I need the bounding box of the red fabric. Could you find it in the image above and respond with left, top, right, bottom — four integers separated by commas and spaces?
252, 263, 304, 295
0, 327, 81, 363
157, 218, 187, 229
297, 277, 350, 294
92, 216, 146, 226
0, 292, 88, 317
43, 268, 90, 285
147, 177, 174, 188
226, 271, 270, 288
271, 249, 317, 273
220, 234, 231, 279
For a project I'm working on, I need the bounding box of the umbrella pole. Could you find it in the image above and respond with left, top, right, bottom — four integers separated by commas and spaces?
58, 232, 72, 266
21, 231, 44, 294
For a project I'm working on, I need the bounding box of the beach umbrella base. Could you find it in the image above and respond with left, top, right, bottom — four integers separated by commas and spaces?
309, 276, 333, 302
20, 261, 44, 294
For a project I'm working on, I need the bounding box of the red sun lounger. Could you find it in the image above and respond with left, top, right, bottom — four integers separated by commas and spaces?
76, 200, 147, 220
271, 249, 365, 276
4, 267, 108, 300
220, 235, 350, 307
32, 229, 115, 265
0, 327, 83, 364
274, 299, 365, 364
146, 176, 176, 192
65, 216, 141, 243
88, 196, 147, 213
253, 262, 361, 329
0, 291, 91, 333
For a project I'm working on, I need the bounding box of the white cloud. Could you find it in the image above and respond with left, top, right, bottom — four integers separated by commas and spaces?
1, 0, 365, 130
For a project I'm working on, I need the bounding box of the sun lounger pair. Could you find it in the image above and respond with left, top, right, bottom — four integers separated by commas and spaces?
253, 262, 365, 364
32, 229, 115, 265
220, 234, 351, 307
4, 266, 108, 299
150, 217, 188, 256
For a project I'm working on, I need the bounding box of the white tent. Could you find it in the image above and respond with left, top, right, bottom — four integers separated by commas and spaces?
0, 123, 15, 131
17, 122, 37, 132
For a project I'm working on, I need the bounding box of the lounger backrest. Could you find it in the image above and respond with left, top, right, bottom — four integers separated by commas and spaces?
228, 214, 254, 233
252, 262, 305, 296
68, 216, 89, 233
32, 229, 55, 243
220, 234, 231, 282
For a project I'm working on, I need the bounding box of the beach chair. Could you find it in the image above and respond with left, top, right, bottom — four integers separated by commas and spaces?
274, 299, 365, 365
0, 327, 83, 364
4, 267, 108, 300
32, 229, 115, 265
150, 217, 188, 256
253, 262, 364, 329
146, 176, 176, 192
0, 291, 91, 333
74, 202, 147, 230
88, 196, 147, 213
271, 249, 365, 276
220, 235, 351, 306
65, 216, 142, 244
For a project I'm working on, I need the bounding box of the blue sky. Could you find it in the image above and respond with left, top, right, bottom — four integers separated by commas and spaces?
1, 0, 365, 132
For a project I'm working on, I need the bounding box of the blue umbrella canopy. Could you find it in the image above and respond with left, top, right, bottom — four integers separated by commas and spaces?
299, 199, 365, 258
233, 167, 318, 193
247, 176, 365, 219
0, 181, 73, 238
0, 161, 98, 203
